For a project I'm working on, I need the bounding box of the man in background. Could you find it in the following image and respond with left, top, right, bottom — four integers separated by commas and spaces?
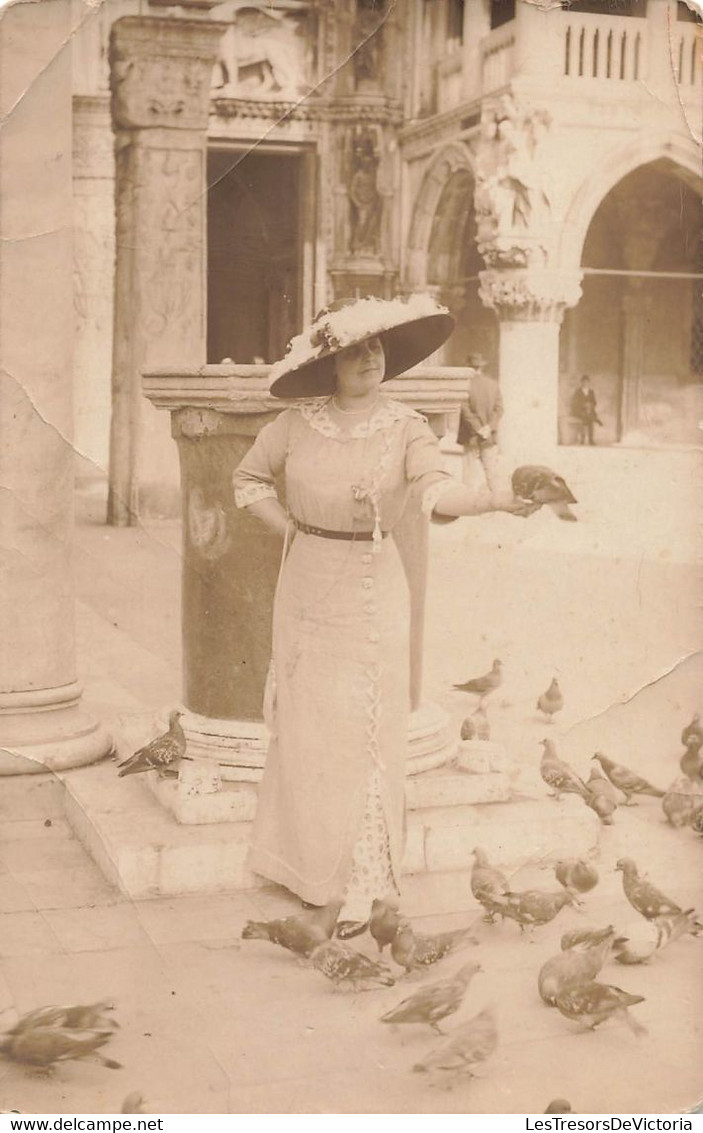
571, 374, 602, 445
457, 353, 503, 491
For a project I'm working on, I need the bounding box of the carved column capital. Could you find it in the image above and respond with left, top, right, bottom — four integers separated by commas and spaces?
478, 268, 583, 323
109, 16, 226, 131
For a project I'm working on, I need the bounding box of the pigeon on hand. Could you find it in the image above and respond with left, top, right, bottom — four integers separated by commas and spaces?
117, 710, 186, 778
461, 706, 491, 742
614, 908, 703, 965
390, 919, 478, 975
615, 858, 683, 921
662, 775, 703, 828
453, 660, 503, 706
537, 679, 564, 723
369, 898, 402, 954
380, 961, 482, 1034
554, 859, 599, 905
555, 980, 647, 1036
591, 753, 664, 804
545, 1101, 573, 1114
500, 889, 575, 932
679, 736, 703, 781
538, 927, 620, 1005
540, 740, 588, 801
471, 848, 511, 922
241, 900, 343, 959
511, 466, 578, 522
412, 1005, 498, 1085
681, 713, 703, 747
310, 940, 395, 992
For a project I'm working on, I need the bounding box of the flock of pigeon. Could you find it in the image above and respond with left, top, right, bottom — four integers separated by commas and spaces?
233, 699, 702, 1105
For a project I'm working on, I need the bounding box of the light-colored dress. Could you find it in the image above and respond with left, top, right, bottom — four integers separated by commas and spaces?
233, 395, 454, 915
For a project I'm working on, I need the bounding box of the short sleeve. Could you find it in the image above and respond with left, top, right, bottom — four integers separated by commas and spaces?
404, 417, 457, 517
232, 410, 292, 509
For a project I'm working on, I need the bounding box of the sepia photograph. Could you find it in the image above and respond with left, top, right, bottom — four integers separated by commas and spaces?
0, 0, 701, 1118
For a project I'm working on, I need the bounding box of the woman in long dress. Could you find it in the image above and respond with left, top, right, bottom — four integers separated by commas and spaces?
233, 295, 531, 935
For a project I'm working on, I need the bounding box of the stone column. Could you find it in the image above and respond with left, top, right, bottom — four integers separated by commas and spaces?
619, 287, 651, 439
107, 15, 226, 526
0, 0, 112, 774
479, 268, 582, 464
141, 366, 467, 815
73, 96, 115, 478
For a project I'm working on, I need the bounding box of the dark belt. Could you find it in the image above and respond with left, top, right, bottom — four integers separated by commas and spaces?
293, 518, 388, 542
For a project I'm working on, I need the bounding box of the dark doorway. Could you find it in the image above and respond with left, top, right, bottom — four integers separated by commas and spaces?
207, 149, 306, 365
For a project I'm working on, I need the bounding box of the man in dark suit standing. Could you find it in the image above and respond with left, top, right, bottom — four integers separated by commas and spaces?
457, 353, 503, 491
570, 374, 602, 445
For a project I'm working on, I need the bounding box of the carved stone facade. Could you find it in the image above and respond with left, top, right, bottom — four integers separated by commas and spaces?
108, 15, 226, 526
473, 92, 553, 269
479, 267, 583, 323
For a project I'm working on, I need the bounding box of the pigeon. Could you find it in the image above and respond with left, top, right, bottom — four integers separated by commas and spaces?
561, 924, 618, 952
117, 710, 186, 778
540, 739, 588, 801
512, 465, 577, 522
460, 706, 490, 742
679, 735, 703, 781
5, 1002, 118, 1037
471, 847, 511, 922
500, 889, 574, 932
614, 908, 703, 964
555, 980, 647, 1036
310, 940, 395, 992
537, 679, 564, 722
390, 919, 478, 975
587, 762, 622, 805
453, 660, 502, 706
615, 858, 683, 921
545, 1101, 573, 1114
681, 713, 703, 747
380, 961, 482, 1034
241, 900, 343, 958
121, 1094, 147, 1114
591, 753, 664, 804
369, 898, 402, 954
554, 859, 599, 905
0, 1025, 121, 1071
412, 1005, 498, 1084
662, 775, 703, 828
538, 927, 620, 1005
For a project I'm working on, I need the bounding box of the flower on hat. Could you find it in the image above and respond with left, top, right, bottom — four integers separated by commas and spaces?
268, 293, 448, 384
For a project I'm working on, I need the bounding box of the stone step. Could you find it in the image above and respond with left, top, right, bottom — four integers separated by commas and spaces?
61, 762, 600, 900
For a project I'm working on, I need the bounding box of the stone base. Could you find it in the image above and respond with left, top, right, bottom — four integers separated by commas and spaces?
61, 760, 600, 899
130, 699, 457, 791
0, 683, 113, 776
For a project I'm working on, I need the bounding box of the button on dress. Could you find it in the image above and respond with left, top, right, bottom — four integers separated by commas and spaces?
233, 396, 454, 914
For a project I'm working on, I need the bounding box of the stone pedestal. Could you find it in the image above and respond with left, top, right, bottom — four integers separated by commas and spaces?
479, 268, 582, 463
107, 15, 226, 525
0, 0, 112, 774
141, 364, 468, 795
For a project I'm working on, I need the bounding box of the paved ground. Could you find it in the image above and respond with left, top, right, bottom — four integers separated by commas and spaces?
0, 468, 700, 1115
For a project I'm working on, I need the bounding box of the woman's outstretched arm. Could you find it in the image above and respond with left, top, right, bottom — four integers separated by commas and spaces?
431, 483, 536, 518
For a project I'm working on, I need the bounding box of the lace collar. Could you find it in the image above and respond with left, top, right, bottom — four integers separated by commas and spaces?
296, 396, 425, 440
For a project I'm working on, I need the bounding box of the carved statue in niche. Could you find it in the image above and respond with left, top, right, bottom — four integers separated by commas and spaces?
473, 92, 552, 267
216, 6, 313, 99
347, 127, 383, 256
352, 0, 386, 89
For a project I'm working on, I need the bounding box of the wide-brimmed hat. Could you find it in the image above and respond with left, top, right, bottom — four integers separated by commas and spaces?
268, 294, 455, 399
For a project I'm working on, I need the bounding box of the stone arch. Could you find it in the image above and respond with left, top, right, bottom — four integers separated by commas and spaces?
406, 142, 474, 289
558, 132, 702, 272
